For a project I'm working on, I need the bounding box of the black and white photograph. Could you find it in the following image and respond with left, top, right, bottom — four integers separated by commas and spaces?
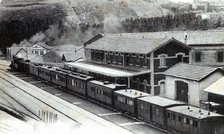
0, 0, 224, 133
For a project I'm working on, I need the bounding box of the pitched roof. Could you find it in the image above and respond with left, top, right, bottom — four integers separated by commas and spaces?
85, 36, 187, 54
103, 30, 224, 45
32, 42, 53, 50
65, 59, 151, 77
164, 63, 222, 81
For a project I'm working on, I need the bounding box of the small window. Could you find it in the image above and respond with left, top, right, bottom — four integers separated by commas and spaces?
195, 52, 201, 62
127, 100, 134, 106
56, 75, 58, 80
217, 51, 224, 62
117, 96, 125, 103
193, 121, 198, 127
178, 116, 181, 122
167, 113, 170, 118
40, 50, 44, 55
177, 54, 184, 62
140, 104, 144, 110
156, 109, 159, 115
35, 50, 39, 55
72, 79, 74, 86
186, 118, 190, 125
173, 114, 176, 120
159, 55, 166, 67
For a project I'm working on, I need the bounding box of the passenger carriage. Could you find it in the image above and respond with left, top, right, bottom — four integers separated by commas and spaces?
67, 73, 94, 96
38, 66, 54, 82
167, 105, 224, 134
87, 80, 127, 105
114, 89, 149, 115
137, 96, 185, 129
29, 63, 40, 77
50, 68, 71, 88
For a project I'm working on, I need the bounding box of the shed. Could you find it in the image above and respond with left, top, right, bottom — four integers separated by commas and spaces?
164, 63, 224, 107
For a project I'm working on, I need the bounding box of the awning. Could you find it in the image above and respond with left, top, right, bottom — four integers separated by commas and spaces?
65, 60, 151, 77
204, 77, 224, 96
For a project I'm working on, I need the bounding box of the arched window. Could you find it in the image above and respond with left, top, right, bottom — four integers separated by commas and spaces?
159, 54, 166, 67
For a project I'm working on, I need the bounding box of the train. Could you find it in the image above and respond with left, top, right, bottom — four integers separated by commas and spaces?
10, 58, 224, 134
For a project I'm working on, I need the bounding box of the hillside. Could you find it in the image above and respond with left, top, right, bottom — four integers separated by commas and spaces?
0, 0, 174, 51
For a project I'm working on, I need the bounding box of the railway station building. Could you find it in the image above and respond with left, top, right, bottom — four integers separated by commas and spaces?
65, 33, 191, 95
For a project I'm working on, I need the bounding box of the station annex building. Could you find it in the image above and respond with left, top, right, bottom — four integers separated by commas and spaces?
65, 34, 191, 95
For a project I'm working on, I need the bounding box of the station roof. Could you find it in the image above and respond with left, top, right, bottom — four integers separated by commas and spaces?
138, 96, 185, 107
164, 63, 222, 81
65, 60, 151, 77
204, 77, 224, 96
114, 89, 150, 98
89, 80, 126, 89
85, 36, 175, 54
167, 105, 223, 119
97, 30, 224, 46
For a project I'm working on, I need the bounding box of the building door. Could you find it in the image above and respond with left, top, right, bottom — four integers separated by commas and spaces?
176, 81, 188, 103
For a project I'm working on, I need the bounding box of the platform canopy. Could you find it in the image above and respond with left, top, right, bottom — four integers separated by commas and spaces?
204, 77, 224, 96
65, 60, 151, 77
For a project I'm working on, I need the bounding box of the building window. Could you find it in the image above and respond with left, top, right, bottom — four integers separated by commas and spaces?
35, 50, 38, 55
159, 55, 166, 67
195, 52, 201, 62
40, 50, 44, 55
217, 51, 224, 62
56, 75, 58, 80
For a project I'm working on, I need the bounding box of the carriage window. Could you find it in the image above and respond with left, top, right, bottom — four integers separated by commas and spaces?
186, 118, 190, 125
190, 120, 193, 125
56, 75, 58, 80
173, 114, 176, 120
156, 109, 159, 115
178, 116, 181, 122
140, 104, 144, 110
91, 87, 95, 92
167, 113, 170, 118
127, 100, 133, 106
72, 79, 74, 86
117, 96, 125, 103
193, 121, 198, 127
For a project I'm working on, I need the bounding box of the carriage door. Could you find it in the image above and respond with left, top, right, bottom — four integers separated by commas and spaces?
176, 81, 188, 103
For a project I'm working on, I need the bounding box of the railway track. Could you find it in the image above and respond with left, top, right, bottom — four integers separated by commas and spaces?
0, 67, 134, 134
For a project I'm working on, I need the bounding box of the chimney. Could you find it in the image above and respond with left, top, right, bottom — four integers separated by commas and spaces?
184, 32, 188, 44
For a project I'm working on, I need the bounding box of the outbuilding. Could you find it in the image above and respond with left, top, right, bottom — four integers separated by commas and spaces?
164, 63, 224, 107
